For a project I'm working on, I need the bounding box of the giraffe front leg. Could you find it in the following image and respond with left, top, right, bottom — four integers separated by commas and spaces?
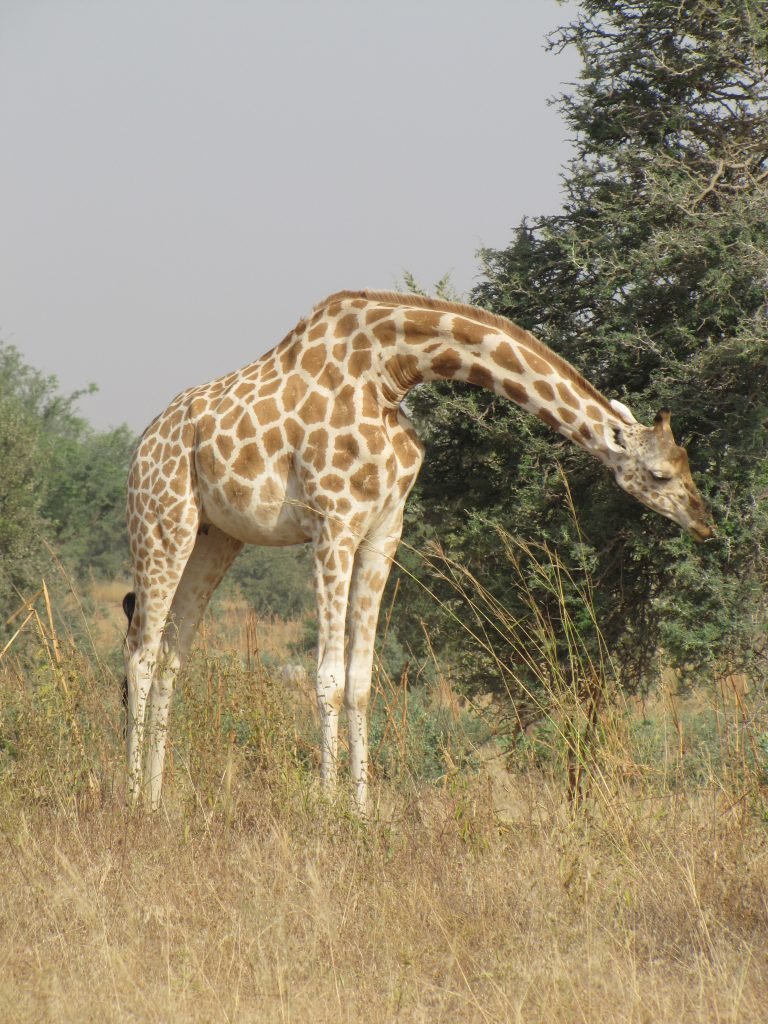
312, 527, 355, 796
143, 527, 243, 810
346, 674, 370, 815
316, 659, 345, 790
346, 526, 402, 815
144, 652, 179, 811
125, 648, 155, 807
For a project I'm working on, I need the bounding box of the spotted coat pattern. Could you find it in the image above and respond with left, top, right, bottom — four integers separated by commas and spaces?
124, 290, 713, 812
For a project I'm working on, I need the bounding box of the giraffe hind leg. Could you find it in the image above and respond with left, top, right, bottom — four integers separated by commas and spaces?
142, 526, 243, 809
124, 518, 200, 808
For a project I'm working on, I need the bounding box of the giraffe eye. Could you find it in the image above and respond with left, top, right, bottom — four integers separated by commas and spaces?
650, 470, 671, 482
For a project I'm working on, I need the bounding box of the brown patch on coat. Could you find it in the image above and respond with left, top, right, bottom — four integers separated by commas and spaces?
350, 464, 381, 501
254, 398, 281, 425
359, 423, 386, 455
298, 392, 328, 424
168, 469, 188, 497
220, 406, 240, 431
320, 473, 345, 493
285, 373, 309, 408
537, 408, 560, 431
236, 411, 256, 441
259, 379, 282, 398
467, 364, 494, 390
490, 341, 525, 376
232, 443, 265, 479
533, 380, 556, 402
283, 417, 302, 448
301, 345, 327, 377
404, 309, 444, 337
216, 434, 235, 460
520, 348, 553, 376
361, 383, 380, 419
318, 362, 345, 390
349, 349, 373, 376
333, 313, 359, 338
259, 478, 283, 504
158, 409, 182, 439
450, 316, 488, 347
391, 430, 421, 468
332, 433, 361, 471
262, 426, 284, 456
557, 382, 579, 409
365, 306, 393, 325
503, 380, 529, 405
197, 444, 227, 482
304, 429, 329, 471
372, 319, 397, 347
197, 413, 216, 442
235, 381, 254, 400
430, 349, 463, 378
279, 344, 299, 374
329, 385, 357, 428
222, 478, 253, 511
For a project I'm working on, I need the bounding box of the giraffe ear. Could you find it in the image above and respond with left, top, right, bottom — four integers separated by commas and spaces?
654, 409, 673, 435
604, 423, 627, 453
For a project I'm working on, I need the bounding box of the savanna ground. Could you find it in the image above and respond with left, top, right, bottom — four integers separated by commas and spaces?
1, 578, 767, 1024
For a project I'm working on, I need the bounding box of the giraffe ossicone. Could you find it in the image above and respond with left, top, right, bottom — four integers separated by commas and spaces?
123, 290, 714, 813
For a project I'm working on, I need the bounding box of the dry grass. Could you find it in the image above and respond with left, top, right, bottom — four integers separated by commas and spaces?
1, 580, 767, 1023
1, 770, 767, 1023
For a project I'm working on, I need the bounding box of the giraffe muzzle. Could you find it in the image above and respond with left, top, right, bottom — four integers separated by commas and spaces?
689, 519, 716, 543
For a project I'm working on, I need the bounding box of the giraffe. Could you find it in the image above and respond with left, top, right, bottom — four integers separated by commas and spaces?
124, 289, 713, 813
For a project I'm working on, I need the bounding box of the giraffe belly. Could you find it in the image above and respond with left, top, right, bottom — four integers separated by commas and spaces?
198, 473, 313, 547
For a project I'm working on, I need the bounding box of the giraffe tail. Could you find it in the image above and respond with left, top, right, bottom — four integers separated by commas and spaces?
121, 592, 136, 725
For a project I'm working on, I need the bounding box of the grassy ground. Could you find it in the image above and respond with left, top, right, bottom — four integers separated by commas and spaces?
0, 586, 767, 1023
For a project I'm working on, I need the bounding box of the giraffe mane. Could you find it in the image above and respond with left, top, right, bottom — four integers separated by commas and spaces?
315, 289, 614, 414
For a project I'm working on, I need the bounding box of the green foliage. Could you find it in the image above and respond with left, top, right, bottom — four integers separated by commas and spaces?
0, 391, 51, 618
44, 425, 136, 580
225, 544, 314, 620
368, 682, 492, 784
0, 341, 135, 618
394, 0, 768, 693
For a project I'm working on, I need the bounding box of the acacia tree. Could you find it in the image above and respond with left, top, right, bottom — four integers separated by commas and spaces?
396, 0, 768, 694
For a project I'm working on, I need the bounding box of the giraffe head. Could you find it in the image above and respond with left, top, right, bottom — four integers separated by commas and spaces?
604, 409, 714, 542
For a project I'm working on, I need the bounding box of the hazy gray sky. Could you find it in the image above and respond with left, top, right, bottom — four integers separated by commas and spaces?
1, 0, 580, 432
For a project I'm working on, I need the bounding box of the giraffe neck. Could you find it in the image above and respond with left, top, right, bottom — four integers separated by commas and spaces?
333, 292, 633, 464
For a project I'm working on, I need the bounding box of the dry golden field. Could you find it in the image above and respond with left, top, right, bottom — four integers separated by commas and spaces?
1, 582, 767, 1023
